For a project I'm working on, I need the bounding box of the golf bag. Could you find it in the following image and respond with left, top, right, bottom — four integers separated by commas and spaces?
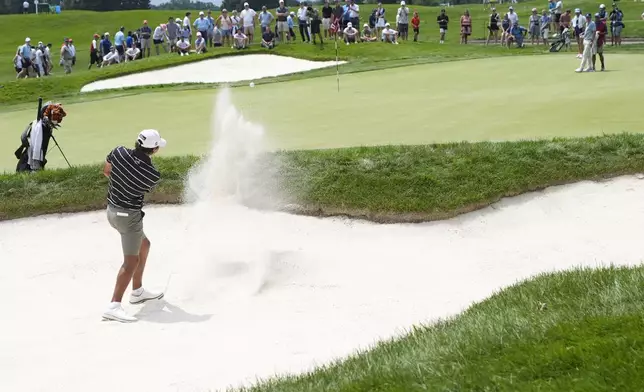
549, 28, 570, 52
14, 100, 67, 172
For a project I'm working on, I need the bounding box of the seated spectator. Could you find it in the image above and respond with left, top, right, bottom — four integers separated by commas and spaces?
382, 22, 399, 43
101, 46, 120, 66
506, 23, 527, 47
213, 26, 223, 47
234, 30, 248, 49
125, 45, 141, 61
261, 26, 276, 49
361, 23, 377, 42
195, 32, 207, 53
343, 22, 358, 45
177, 38, 191, 55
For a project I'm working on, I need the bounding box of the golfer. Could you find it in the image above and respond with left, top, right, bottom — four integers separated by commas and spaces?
102, 129, 167, 323
575, 13, 596, 73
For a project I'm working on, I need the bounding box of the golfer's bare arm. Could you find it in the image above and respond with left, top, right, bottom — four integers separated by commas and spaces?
103, 161, 112, 177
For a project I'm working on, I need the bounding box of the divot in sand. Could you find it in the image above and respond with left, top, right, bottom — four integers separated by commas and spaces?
80, 54, 344, 93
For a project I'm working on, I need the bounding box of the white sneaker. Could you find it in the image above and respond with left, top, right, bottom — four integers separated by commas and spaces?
129, 288, 164, 305
180, 52, 184, 56
575, 68, 583, 72
102, 303, 137, 323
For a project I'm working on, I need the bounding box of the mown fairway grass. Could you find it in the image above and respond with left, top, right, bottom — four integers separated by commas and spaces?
3, 133, 644, 222
235, 265, 644, 391
2, 0, 644, 104
4, 53, 644, 173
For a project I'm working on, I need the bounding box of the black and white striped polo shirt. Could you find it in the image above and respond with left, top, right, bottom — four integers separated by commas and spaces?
105, 146, 161, 210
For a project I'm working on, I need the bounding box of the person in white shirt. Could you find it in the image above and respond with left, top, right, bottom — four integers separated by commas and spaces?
125, 46, 141, 62
507, 6, 518, 28
177, 37, 191, 55
347, 0, 360, 29
233, 30, 247, 49
14, 50, 23, 78
343, 22, 358, 44
382, 22, 399, 44
23, 1, 28, 13
240, 2, 257, 43
397, 1, 409, 40
297, 2, 310, 43
89, 34, 101, 69
194, 32, 207, 53
153, 23, 169, 55
101, 47, 120, 66
183, 12, 193, 44
571, 8, 586, 58
34, 43, 44, 77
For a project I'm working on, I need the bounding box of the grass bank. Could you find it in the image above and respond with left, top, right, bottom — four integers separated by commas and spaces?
236, 264, 644, 391
2, 133, 644, 222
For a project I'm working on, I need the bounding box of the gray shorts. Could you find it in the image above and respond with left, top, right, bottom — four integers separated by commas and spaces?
140, 38, 152, 49
107, 204, 146, 256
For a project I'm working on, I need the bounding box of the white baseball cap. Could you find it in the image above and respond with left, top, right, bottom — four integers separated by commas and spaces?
401, 0, 405, 5
575, 8, 580, 13
199, 11, 204, 15
25, 37, 31, 42
347, 22, 352, 27
600, 3, 606, 8
137, 129, 167, 149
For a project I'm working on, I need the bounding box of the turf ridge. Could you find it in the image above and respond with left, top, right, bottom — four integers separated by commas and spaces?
2, 133, 644, 222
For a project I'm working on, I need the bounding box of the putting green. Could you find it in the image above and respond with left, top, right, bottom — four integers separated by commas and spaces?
2, 54, 643, 173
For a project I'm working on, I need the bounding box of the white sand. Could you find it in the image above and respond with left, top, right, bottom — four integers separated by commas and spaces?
2, 176, 644, 392
80, 54, 344, 93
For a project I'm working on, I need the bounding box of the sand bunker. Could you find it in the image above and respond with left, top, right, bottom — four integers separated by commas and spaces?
2, 176, 644, 392
80, 54, 343, 93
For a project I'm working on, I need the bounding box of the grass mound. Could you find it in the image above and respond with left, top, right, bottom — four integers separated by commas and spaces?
236, 264, 644, 391
2, 133, 644, 222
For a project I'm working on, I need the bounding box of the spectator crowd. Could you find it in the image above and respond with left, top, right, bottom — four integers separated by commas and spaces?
11, 0, 628, 79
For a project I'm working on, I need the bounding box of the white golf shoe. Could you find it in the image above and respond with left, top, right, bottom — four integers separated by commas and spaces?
102, 303, 137, 323
129, 287, 164, 305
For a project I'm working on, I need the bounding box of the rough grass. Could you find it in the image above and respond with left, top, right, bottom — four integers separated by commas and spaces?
2, 133, 644, 222
232, 264, 644, 392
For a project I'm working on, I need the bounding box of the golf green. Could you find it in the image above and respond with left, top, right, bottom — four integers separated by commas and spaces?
2, 54, 642, 173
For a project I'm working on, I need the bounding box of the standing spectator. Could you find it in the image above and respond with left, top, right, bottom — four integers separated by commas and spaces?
183, 12, 193, 44
460, 9, 471, 44
101, 32, 112, 58
598, 3, 607, 22
500, 13, 510, 46
575, 13, 595, 73
411, 10, 420, 42
553, 0, 563, 32
18, 37, 32, 78
593, 12, 607, 71
231, 10, 240, 35
153, 24, 168, 55
298, 2, 311, 43
347, 0, 360, 31
44, 43, 52, 75
486, 7, 500, 45
34, 42, 44, 77
60, 39, 74, 74
560, 9, 571, 35
540, 10, 551, 46
547, 0, 556, 31
126, 31, 134, 49
23, 1, 28, 13
287, 11, 296, 42
240, 2, 257, 44
68, 38, 76, 67
375, 2, 386, 37
259, 6, 274, 33
89, 33, 101, 69
217, 9, 233, 48
437, 9, 449, 44
572, 8, 586, 58
114, 26, 125, 62
213, 25, 223, 47
397, 1, 409, 41
194, 11, 211, 45
321, 0, 332, 39
14, 49, 23, 78
207, 10, 216, 47
276, 1, 290, 42
343, 22, 358, 44
166, 17, 180, 52
529, 8, 541, 45
261, 26, 276, 49
309, 6, 323, 45
140, 21, 152, 58
608, 4, 623, 46
506, 6, 518, 28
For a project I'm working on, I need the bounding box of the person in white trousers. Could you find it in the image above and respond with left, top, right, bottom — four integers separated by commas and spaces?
576, 13, 596, 73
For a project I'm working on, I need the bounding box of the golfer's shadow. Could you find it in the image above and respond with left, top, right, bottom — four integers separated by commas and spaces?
133, 298, 213, 324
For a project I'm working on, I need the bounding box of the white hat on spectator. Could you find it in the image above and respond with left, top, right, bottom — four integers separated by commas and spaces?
385, 22, 390, 26
197, 32, 202, 36
574, 8, 580, 13
401, 0, 405, 5
347, 22, 352, 27
244, 2, 249, 6
600, 4, 606, 8
532, 7, 537, 12
25, 37, 31, 42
